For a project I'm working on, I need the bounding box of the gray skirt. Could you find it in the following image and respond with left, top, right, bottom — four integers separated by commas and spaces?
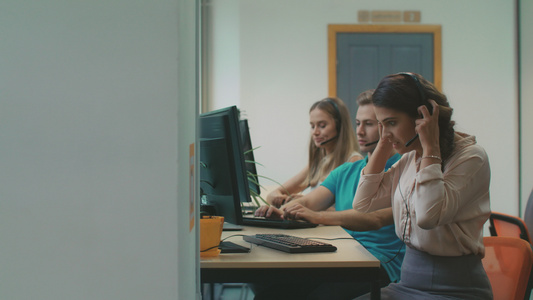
356, 247, 493, 300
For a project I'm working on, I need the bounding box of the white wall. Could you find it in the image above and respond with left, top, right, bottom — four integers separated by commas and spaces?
205, 0, 241, 113
209, 0, 519, 216
0, 0, 198, 299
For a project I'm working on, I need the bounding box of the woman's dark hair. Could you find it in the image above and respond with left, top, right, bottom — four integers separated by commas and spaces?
372, 73, 455, 164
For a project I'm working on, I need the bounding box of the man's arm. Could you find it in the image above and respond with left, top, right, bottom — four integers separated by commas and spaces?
254, 186, 334, 218
281, 186, 335, 211
284, 205, 394, 231
266, 166, 309, 207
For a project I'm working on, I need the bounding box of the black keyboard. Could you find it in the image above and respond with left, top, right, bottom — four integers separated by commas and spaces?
243, 234, 337, 253
242, 216, 318, 229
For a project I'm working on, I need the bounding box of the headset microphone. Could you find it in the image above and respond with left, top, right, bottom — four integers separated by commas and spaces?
405, 134, 419, 147
364, 140, 379, 147
396, 72, 431, 148
320, 136, 338, 145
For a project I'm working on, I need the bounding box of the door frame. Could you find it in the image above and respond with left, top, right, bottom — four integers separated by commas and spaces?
328, 24, 442, 95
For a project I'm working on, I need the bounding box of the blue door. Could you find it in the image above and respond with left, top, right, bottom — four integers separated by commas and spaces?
335, 32, 436, 127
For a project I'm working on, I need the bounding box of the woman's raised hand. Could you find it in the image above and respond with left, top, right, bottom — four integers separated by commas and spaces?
416, 100, 441, 155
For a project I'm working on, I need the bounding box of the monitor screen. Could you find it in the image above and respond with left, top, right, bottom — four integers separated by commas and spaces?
199, 106, 251, 225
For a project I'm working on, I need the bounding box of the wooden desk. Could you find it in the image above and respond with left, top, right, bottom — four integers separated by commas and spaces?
201, 225, 381, 299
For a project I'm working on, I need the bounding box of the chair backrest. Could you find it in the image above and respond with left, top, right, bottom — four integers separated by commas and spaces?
489, 212, 530, 243
524, 189, 533, 242
482, 236, 533, 300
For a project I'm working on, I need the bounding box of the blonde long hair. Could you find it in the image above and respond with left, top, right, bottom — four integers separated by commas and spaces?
306, 97, 359, 187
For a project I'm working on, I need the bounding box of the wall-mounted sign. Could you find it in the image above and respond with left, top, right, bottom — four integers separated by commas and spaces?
404, 11, 421, 23
372, 11, 402, 23
358, 10, 422, 23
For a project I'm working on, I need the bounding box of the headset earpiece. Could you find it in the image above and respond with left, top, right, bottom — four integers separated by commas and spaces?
325, 98, 342, 132
397, 72, 432, 115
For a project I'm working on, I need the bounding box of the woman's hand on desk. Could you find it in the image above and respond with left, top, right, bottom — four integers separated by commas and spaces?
254, 205, 284, 219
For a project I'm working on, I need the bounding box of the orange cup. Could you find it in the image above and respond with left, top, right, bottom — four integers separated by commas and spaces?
200, 216, 224, 257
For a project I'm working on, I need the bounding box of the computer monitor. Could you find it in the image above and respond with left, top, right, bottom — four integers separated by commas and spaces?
239, 119, 260, 196
199, 106, 251, 225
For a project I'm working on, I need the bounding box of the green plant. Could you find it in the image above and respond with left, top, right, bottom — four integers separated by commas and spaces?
244, 147, 290, 209
199, 146, 288, 211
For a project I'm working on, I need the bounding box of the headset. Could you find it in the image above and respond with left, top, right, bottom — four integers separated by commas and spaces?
320, 98, 342, 145
397, 72, 432, 147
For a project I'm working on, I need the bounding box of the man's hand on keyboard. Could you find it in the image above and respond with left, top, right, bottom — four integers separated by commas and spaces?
283, 204, 319, 223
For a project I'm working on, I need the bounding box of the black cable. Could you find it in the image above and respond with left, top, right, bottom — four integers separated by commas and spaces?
306, 237, 354, 241
386, 169, 410, 264
347, 169, 411, 263
200, 234, 249, 252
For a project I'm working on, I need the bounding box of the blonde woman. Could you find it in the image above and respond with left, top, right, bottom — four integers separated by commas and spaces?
267, 97, 363, 207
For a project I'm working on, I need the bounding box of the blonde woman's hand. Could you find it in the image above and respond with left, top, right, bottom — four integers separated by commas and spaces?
269, 193, 303, 207
284, 194, 303, 204
254, 205, 284, 219
268, 193, 289, 208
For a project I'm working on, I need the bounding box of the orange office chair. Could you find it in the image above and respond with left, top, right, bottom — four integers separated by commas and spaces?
482, 236, 533, 300
488, 212, 531, 243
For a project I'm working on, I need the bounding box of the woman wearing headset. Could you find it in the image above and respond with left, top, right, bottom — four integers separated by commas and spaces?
267, 97, 363, 207
353, 73, 492, 299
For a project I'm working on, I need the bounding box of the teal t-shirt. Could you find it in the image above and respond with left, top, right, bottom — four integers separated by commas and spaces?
321, 153, 404, 282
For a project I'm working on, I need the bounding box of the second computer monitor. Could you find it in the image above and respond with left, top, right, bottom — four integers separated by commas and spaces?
239, 119, 260, 196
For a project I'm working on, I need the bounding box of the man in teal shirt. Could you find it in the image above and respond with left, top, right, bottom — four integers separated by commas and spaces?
254, 90, 403, 299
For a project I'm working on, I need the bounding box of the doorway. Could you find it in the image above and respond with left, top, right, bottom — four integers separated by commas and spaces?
328, 25, 442, 126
